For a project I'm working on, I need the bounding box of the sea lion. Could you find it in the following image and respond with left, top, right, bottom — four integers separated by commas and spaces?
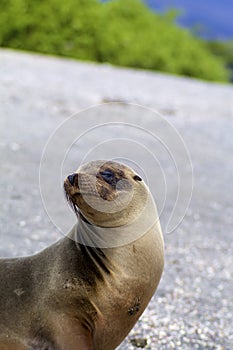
0, 160, 164, 350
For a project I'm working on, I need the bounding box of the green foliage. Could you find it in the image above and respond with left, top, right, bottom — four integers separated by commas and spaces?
96, 0, 228, 81
0, 0, 229, 82
206, 40, 233, 80
0, 0, 101, 59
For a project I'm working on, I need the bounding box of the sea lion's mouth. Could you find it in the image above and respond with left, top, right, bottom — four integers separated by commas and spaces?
63, 176, 104, 218
63, 184, 94, 225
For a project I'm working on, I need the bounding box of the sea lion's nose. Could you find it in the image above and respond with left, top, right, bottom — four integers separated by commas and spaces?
67, 173, 77, 186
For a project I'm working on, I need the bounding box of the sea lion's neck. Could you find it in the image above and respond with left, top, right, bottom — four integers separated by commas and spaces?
72, 193, 159, 249
74, 219, 118, 248
64, 221, 114, 280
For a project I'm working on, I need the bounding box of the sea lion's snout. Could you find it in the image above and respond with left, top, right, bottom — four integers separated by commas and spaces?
67, 173, 77, 186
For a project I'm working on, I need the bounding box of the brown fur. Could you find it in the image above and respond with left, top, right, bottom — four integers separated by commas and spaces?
0, 160, 164, 349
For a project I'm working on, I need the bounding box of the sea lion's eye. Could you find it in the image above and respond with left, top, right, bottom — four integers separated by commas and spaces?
100, 170, 115, 184
133, 175, 142, 181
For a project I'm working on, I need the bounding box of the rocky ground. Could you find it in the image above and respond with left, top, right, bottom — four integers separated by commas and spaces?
0, 49, 232, 349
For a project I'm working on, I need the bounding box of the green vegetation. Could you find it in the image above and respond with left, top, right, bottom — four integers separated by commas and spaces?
0, 0, 229, 82
206, 40, 233, 81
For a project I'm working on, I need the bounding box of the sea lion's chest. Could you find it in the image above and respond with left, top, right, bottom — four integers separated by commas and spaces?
91, 230, 164, 349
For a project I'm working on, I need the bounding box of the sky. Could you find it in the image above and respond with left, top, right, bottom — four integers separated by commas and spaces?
145, 0, 233, 40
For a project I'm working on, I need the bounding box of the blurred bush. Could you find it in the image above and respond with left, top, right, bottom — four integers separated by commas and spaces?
0, 0, 228, 82
206, 40, 233, 81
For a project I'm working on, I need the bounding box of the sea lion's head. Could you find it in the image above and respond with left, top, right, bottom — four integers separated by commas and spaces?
64, 160, 149, 227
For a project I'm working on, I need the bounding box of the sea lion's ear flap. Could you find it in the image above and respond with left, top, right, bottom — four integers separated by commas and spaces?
133, 175, 142, 182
